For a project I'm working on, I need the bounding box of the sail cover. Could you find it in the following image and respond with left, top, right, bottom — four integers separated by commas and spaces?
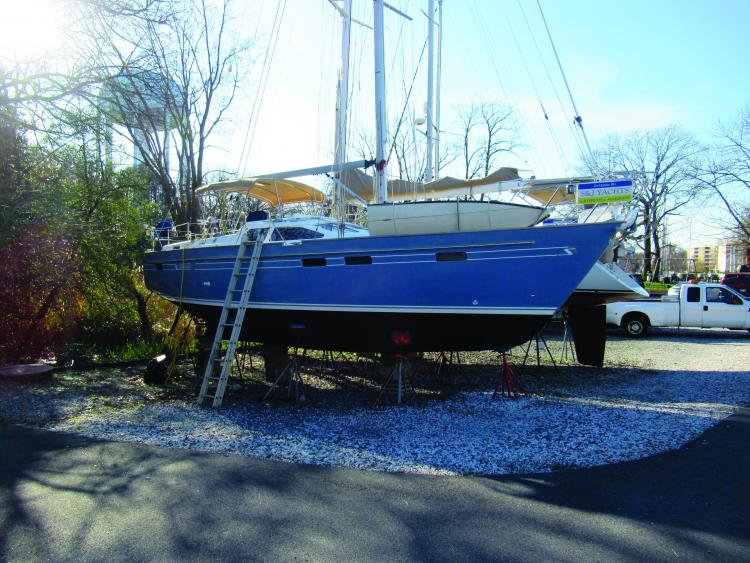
342, 167, 522, 203
196, 177, 326, 207
516, 176, 597, 206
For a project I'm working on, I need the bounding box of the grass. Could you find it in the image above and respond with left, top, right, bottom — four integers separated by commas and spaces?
644, 281, 673, 293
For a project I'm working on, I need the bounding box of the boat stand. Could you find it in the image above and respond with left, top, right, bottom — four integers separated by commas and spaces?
560, 321, 577, 363
518, 329, 561, 377
263, 348, 305, 402
493, 351, 526, 399
435, 351, 463, 390
374, 355, 414, 406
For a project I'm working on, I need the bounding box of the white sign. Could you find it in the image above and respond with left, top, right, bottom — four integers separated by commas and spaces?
577, 180, 633, 204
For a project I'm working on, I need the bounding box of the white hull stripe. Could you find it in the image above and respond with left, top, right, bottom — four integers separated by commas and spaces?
154, 293, 556, 316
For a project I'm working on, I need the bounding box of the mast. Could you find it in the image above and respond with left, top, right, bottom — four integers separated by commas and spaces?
434, 0, 443, 180
334, 0, 352, 224
334, 2, 352, 170
425, 0, 434, 182
373, 0, 388, 203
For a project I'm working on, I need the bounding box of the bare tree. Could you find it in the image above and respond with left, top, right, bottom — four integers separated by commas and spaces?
349, 119, 456, 187
86, 0, 252, 227
587, 125, 704, 280
690, 106, 750, 245
456, 101, 520, 181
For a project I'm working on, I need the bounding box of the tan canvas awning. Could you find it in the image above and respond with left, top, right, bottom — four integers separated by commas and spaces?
196, 177, 326, 207
342, 167, 521, 203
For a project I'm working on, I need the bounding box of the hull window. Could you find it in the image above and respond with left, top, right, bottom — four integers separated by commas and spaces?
345, 256, 373, 265
302, 257, 327, 267
436, 251, 467, 262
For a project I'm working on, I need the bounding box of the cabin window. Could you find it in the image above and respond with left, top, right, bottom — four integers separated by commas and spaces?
302, 257, 327, 267
436, 251, 467, 262
687, 286, 700, 302
272, 227, 325, 241
155, 263, 163, 270
345, 256, 372, 265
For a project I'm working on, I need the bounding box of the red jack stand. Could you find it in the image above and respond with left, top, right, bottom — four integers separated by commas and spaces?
493, 352, 526, 399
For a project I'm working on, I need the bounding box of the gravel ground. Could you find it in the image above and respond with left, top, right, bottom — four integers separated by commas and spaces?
2, 326, 749, 475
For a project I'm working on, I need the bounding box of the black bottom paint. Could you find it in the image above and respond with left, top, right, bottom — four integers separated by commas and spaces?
567, 305, 606, 367
185, 304, 550, 354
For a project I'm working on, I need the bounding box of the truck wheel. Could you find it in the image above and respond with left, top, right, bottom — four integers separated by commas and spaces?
622, 313, 649, 338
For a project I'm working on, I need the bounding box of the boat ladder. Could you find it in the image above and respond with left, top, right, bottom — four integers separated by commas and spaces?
198, 230, 265, 407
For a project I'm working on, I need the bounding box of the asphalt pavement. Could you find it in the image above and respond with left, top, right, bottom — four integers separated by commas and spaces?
1, 409, 749, 561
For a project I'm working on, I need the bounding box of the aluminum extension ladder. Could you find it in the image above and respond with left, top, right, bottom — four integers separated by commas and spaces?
198, 229, 265, 407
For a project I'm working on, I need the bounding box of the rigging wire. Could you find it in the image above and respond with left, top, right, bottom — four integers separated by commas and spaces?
316, 6, 338, 164
502, 8, 570, 172
344, 2, 369, 163
383, 0, 413, 163
516, 0, 583, 156
535, 0, 595, 162
508, 0, 571, 171
236, 0, 287, 177
386, 34, 429, 173
516, 0, 579, 168
468, 0, 548, 171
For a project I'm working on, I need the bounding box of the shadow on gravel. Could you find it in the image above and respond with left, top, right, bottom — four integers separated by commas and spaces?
1, 411, 749, 561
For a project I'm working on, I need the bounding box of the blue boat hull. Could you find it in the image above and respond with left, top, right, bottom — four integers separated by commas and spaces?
143, 222, 618, 352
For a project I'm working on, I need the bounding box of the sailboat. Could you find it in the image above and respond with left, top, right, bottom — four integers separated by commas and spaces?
142, 1, 619, 355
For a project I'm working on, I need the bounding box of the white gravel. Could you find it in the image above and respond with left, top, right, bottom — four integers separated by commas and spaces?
43, 328, 750, 476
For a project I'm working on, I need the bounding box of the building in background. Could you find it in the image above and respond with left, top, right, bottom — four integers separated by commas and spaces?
689, 245, 718, 272
717, 240, 748, 272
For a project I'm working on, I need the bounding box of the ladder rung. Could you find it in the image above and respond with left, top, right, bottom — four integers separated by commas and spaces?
199, 233, 264, 408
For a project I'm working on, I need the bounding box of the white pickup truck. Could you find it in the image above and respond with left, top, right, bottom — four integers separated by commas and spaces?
606, 282, 750, 337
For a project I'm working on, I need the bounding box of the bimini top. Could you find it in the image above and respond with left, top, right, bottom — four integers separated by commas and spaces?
196, 177, 326, 207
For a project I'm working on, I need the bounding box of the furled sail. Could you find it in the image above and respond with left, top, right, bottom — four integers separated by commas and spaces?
342, 167, 522, 203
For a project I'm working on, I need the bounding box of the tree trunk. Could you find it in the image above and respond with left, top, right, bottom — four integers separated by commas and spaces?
642, 203, 652, 277
20, 281, 66, 360
130, 283, 154, 344
652, 230, 662, 282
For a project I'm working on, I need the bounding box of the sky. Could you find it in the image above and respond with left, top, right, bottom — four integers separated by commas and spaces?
224, 0, 750, 247
2, 0, 749, 247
